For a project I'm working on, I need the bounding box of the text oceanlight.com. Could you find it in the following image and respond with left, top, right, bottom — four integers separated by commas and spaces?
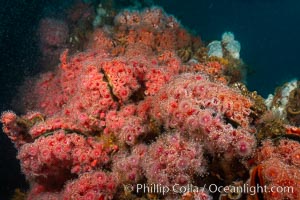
123, 183, 294, 196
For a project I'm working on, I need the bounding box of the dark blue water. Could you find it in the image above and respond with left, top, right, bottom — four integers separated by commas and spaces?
159, 0, 300, 97
0, 0, 300, 199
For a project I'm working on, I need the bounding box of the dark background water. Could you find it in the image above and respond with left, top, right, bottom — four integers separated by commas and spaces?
1, 0, 300, 199
159, 0, 300, 96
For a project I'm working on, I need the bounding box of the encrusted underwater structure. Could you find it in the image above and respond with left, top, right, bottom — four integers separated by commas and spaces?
2, 1, 300, 200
